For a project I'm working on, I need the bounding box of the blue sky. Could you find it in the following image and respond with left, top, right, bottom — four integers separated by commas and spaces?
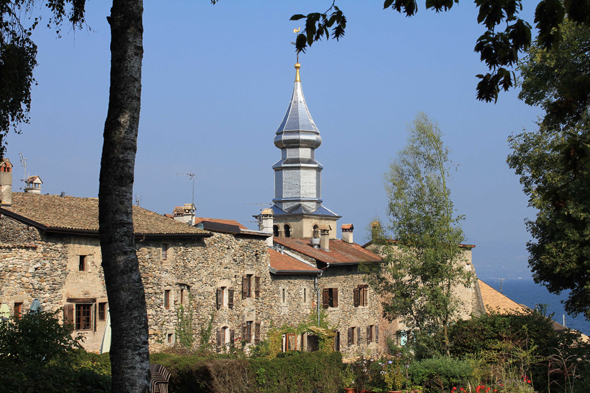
5, 1, 544, 280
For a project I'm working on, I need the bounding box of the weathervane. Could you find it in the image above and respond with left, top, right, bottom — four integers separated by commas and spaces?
292, 27, 301, 63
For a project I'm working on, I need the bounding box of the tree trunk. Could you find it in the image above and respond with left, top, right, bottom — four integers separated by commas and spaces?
99, 1, 148, 392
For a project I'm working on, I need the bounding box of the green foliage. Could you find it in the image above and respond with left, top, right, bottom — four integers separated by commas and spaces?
0, 309, 82, 366
370, 112, 472, 354
290, 1, 590, 104
0, 0, 87, 159
508, 120, 590, 320
0, 311, 113, 392
410, 356, 475, 393
175, 296, 196, 349
153, 351, 342, 393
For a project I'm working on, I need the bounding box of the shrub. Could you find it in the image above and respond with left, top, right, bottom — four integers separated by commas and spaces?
410, 356, 475, 393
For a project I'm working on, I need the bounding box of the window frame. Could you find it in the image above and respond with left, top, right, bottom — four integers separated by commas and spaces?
162, 243, 168, 260
79, 255, 87, 271
164, 290, 171, 309
322, 288, 339, 308
75, 303, 93, 331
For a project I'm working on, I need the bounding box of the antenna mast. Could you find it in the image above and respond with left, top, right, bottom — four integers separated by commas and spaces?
177, 171, 196, 206
19, 152, 27, 185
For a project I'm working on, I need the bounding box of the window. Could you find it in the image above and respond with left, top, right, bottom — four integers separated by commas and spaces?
367, 325, 379, 344
217, 326, 234, 350
334, 331, 340, 352
98, 302, 107, 321
242, 274, 260, 299
75, 304, 92, 330
312, 225, 319, 238
180, 289, 185, 305
167, 333, 173, 344
354, 285, 368, 307
348, 327, 358, 346
322, 288, 338, 308
284, 224, 291, 238
303, 288, 307, 303
79, 255, 87, 271
162, 243, 168, 260
13, 302, 22, 320
282, 288, 286, 303
164, 290, 171, 309
244, 321, 253, 343
273, 225, 279, 237
216, 286, 234, 309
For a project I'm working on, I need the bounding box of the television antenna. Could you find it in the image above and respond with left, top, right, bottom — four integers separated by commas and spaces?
245, 202, 272, 213
134, 195, 141, 207
19, 152, 27, 184
491, 278, 508, 294
177, 171, 196, 206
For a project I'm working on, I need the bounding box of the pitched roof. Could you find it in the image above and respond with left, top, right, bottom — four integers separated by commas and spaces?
268, 248, 320, 275
193, 217, 248, 230
273, 237, 382, 265
478, 279, 528, 314
2, 193, 209, 236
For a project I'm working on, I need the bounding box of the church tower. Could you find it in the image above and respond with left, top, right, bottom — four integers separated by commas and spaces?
270, 63, 340, 239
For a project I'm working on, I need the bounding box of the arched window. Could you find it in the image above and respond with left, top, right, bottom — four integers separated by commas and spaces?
312, 225, 319, 238
284, 225, 291, 238
273, 225, 279, 237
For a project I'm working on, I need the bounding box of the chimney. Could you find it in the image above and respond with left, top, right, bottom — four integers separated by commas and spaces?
319, 225, 331, 251
341, 224, 354, 244
24, 176, 42, 194
259, 208, 274, 247
0, 158, 13, 206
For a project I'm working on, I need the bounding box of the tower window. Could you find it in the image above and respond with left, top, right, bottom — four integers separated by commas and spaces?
313, 225, 319, 238
79, 255, 87, 271
284, 225, 291, 238
273, 225, 279, 237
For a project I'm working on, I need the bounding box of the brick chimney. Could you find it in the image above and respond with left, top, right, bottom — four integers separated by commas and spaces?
341, 224, 354, 244
0, 158, 13, 206
320, 225, 331, 251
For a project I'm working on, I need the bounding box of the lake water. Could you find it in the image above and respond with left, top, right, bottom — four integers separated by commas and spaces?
483, 279, 590, 336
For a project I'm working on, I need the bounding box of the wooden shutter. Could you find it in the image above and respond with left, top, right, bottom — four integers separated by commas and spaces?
353, 287, 360, 307
322, 288, 330, 309
216, 328, 222, 349
255, 276, 261, 299
362, 287, 368, 306
375, 326, 379, 343
367, 326, 372, 343
348, 327, 353, 346
229, 329, 235, 346
255, 322, 261, 345
228, 288, 234, 309
332, 288, 338, 307
63, 304, 74, 327
242, 275, 248, 299
216, 289, 222, 310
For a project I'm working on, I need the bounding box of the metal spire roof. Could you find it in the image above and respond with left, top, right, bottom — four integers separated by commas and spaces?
274, 63, 321, 149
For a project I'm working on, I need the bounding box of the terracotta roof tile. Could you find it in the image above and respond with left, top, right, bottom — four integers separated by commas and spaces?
268, 249, 320, 273
273, 237, 382, 264
478, 279, 528, 314
3, 193, 208, 235
194, 217, 248, 230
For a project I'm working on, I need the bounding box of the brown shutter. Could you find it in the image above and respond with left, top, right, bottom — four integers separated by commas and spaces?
348, 327, 353, 346
367, 326, 372, 343
216, 289, 222, 310
216, 328, 222, 349
323, 289, 330, 309
255, 276, 261, 299
93, 303, 97, 332
63, 304, 74, 327
242, 275, 248, 299
230, 329, 235, 346
228, 288, 234, 309
255, 322, 261, 345
332, 288, 338, 307
375, 326, 379, 343
363, 287, 368, 306
353, 287, 360, 307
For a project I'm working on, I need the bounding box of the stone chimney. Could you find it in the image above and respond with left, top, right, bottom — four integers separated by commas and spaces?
320, 225, 331, 251
0, 158, 13, 206
259, 208, 274, 247
341, 224, 354, 244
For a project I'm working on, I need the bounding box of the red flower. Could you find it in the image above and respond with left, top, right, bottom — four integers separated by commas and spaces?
527, 380, 531, 383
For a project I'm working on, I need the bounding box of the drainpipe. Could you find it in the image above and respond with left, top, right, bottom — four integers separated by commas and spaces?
315, 275, 320, 327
